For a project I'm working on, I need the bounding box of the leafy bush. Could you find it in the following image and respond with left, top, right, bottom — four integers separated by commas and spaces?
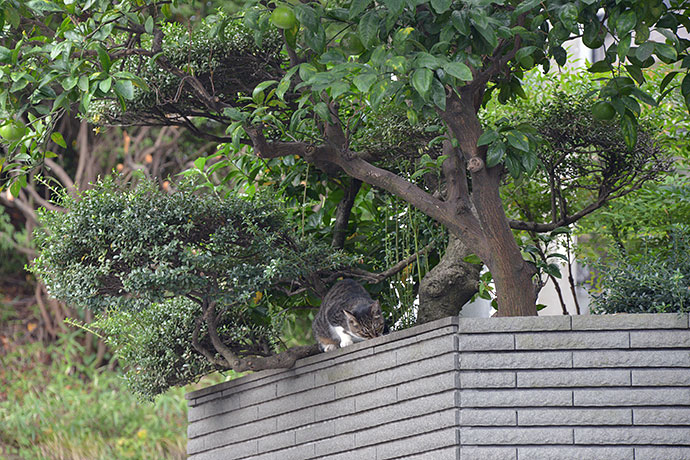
588, 227, 690, 314
32, 177, 349, 399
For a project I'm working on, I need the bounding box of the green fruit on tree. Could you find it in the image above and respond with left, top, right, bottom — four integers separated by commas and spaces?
0, 121, 26, 142
341, 32, 364, 56
271, 5, 297, 30
592, 101, 616, 120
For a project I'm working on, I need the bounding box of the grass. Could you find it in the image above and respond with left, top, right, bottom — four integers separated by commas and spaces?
0, 330, 227, 460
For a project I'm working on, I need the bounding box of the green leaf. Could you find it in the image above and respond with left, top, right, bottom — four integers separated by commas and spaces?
414, 52, 440, 70
655, 43, 677, 62
411, 68, 433, 97
431, 78, 445, 110
485, 140, 506, 168
145, 16, 154, 34
9, 180, 21, 198
514, 0, 541, 16
97, 46, 111, 72
252, 80, 277, 104
520, 151, 537, 174
359, 10, 379, 47
294, 4, 319, 32
504, 153, 521, 179
77, 75, 89, 92
369, 79, 389, 108
550, 226, 571, 235
330, 81, 349, 99
349, 0, 371, 20
463, 254, 482, 264
659, 71, 679, 94
314, 102, 330, 121
625, 64, 645, 85
617, 34, 631, 60
443, 61, 472, 81
451, 10, 470, 35
505, 130, 530, 152
430, 0, 451, 14
474, 24, 498, 49
298, 63, 317, 82
114, 79, 134, 100
633, 22, 650, 45
587, 59, 611, 73
681, 74, 690, 98
477, 130, 498, 146
99, 77, 112, 93
469, 9, 489, 30
62, 75, 78, 91
194, 157, 206, 171
558, 3, 579, 33
304, 28, 326, 54
630, 87, 657, 107
552, 46, 567, 67
277, 67, 298, 101
51, 132, 67, 149
616, 10, 637, 36
620, 111, 638, 150
26, 0, 64, 14
583, 19, 605, 48
354, 71, 377, 93
406, 108, 418, 125
635, 41, 655, 62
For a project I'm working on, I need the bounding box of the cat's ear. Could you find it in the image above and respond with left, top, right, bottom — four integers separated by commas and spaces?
343, 310, 358, 325
370, 301, 381, 315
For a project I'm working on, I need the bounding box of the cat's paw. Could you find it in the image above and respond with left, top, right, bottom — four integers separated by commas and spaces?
339, 336, 354, 347
323, 344, 338, 352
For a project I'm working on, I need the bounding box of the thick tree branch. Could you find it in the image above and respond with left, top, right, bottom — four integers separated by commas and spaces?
202, 298, 320, 372
247, 125, 486, 250
191, 315, 227, 368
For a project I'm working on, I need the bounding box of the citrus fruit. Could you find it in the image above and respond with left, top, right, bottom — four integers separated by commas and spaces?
592, 101, 616, 120
0, 121, 26, 142
271, 5, 297, 30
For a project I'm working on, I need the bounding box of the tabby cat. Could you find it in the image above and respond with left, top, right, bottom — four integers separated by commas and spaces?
312, 279, 385, 352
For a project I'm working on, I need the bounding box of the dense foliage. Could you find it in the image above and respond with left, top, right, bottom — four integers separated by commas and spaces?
32, 177, 351, 398
588, 227, 690, 314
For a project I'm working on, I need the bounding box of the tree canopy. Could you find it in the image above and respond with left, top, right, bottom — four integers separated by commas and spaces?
3, 0, 690, 320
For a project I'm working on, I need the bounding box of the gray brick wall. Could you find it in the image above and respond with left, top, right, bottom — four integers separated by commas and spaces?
187, 314, 690, 459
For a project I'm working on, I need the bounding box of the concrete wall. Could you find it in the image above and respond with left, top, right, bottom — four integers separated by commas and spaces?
186, 314, 690, 460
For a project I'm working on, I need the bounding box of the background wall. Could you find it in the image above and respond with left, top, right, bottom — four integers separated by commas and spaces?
186, 314, 690, 460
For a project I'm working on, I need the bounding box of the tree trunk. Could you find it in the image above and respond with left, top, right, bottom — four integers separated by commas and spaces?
417, 235, 481, 324
439, 89, 539, 317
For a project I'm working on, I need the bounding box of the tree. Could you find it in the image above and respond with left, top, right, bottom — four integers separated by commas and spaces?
2, 0, 690, 317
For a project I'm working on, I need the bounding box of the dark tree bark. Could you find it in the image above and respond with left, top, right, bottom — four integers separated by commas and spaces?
332, 178, 362, 249
417, 236, 481, 324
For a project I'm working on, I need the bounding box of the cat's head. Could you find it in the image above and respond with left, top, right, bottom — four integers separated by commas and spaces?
343, 301, 385, 340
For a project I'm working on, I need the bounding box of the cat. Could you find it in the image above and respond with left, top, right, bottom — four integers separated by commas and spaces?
312, 279, 386, 352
